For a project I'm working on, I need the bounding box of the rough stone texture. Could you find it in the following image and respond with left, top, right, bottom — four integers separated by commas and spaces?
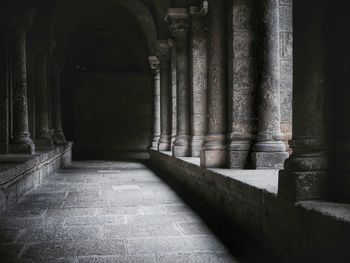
151, 150, 350, 262
200, 0, 227, 168
0, 142, 72, 210
278, 0, 293, 150
149, 56, 161, 151
70, 73, 152, 160
278, 1, 328, 201
31, 38, 55, 148
227, 0, 256, 168
170, 43, 177, 148
0, 25, 9, 154
8, 11, 35, 154
252, 0, 288, 169
167, 8, 191, 157
189, 6, 207, 157
51, 60, 66, 145
0, 160, 239, 262
157, 40, 172, 151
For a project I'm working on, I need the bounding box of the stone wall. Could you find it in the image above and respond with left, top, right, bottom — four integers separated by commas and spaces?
150, 150, 350, 262
0, 142, 72, 210
69, 73, 152, 160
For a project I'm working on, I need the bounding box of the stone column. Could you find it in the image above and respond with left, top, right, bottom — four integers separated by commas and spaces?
32, 38, 55, 148
157, 40, 172, 151
149, 56, 161, 150
278, 1, 327, 201
227, 0, 256, 168
51, 60, 66, 144
26, 40, 36, 142
251, 0, 288, 169
189, 5, 207, 157
9, 11, 35, 154
167, 9, 191, 157
200, 0, 227, 168
170, 41, 177, 147
0, 25, 9, 153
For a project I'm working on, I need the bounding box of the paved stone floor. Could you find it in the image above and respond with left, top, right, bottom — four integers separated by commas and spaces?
0, 161, 273, 263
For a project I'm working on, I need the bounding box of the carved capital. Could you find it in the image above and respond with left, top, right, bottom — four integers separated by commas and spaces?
166, 9, 190, 43
157, 39, 172, 61
10, 9, 36, 37
148, 56, 160, 75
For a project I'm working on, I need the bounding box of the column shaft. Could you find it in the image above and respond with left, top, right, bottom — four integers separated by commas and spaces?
190, 6, 207, 157
278, 1, 328, 201
227, 0, 256, 168
33, 38, 55, 148
200, 0, 227, 168
158, 40, 172, 151
9, 12, 35, 154
0, 25, 9, 153
167, 9, 191, 157
51, 61, 66, 144
252, 0, 288, 169
170, 42, 177, 147
149, 56, 161, 150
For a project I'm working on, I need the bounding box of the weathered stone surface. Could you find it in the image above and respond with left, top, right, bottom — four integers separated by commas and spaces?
228, 0, 256, 168
167, 9, 191, 157
201, 0, 227, 168
189, 6, 207, 157
8, 11, 35, 154
149, 56, 161, 150
278, 1, 327, 201
252, 0, 287, 169
157, 40, 172, 151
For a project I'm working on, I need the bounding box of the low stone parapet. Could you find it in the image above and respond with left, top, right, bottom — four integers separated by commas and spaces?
0, 142, 73, 209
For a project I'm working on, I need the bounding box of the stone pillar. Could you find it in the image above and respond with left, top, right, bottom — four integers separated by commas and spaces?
32, 38, 55, 148
189, 5, 207, 157
26, 40, 36, 142
9, 11, 35, 154
200, 0, 227, 168
167, 9, 191, 157
251, 0, 288, 169
0, 25, 9, 153
157, 40, 172, 151
51, 60, 66, 144
278, 1, 327, 201
227, 0, 256, 168
170, 41, 177, 147
149, 56, 161, 150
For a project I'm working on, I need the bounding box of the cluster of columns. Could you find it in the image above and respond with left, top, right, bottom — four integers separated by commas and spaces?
149, 0, 289, 169
0, 9, 66, 155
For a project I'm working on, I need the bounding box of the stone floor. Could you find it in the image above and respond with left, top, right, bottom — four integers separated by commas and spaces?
0, 161, 274, 263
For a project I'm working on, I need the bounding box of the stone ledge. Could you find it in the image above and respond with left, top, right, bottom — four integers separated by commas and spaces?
150, 150, 350, 262
0, 142, 73, 210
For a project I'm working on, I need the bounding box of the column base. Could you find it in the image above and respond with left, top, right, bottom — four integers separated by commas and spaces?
278, 170, 327, 201
9, 140, 35, 154
200, 149, 226, 168
252, 151, 288, 169
191, 137, 205, 157
228, 150, 250, 169
172, 145, 190, 157
53, 131, 66, 145
36, 133, 54, 148
158, 135, 171, 151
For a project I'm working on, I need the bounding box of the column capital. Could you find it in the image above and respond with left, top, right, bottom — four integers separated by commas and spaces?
189, 0, 208, 16
148, 56, 160, 74
10, 9, 36, 37
157, 40, 172, 61
166, 9, 190, 43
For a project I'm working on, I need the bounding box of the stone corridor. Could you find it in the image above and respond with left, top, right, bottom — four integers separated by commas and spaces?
0, 161, 273, 263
